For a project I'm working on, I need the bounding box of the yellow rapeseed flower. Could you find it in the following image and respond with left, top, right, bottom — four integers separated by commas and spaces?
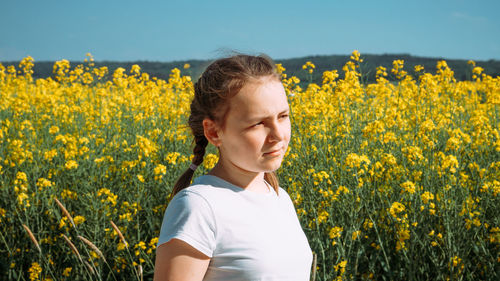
329, 226, 343, 246
74, 216, 85, 225
64, 160, 78, 170
137, 174, 145, 183
389, 202, 406, 219
49, 126, 59, 134
203, 153, 219, 170
28, 262, 42, 281
165, 152, 181, 165
421, 192, 434, 204
350, 50, 363, 62
62, 267, 72, 277
400, 181, 416, 194
352, 230, 361, 240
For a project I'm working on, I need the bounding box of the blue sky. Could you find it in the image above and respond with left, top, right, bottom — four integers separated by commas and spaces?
1, 0, 499, 62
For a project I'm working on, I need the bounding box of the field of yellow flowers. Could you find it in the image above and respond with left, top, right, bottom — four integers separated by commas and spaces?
0, 52, 499, 280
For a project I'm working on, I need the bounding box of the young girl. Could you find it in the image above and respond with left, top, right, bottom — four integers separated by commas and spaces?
154, 54, 312, 280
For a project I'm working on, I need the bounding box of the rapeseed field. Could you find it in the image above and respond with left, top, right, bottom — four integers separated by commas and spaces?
0, 52, 498, 280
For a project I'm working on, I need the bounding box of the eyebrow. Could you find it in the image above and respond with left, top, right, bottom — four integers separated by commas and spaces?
245, 109, 290, 123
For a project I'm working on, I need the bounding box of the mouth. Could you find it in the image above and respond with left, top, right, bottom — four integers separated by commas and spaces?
263, 147, 283, 156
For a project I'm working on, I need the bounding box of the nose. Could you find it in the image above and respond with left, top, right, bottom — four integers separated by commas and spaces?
267, 120, 285, 143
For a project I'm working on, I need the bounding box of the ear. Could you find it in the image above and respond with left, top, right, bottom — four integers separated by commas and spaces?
202, 118, 222, 147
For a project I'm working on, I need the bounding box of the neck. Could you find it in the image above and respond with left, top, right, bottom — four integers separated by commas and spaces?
208, 161, 269, 193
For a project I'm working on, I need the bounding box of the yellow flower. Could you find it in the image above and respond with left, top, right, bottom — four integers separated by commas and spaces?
389, 202, 406, 219
350, 50, 363, 62
302, 61, 315, 70
61, 189, 77, 200
472, 66, 484, 75
376, 66, 387, 78
136, 135, 158, 159
329, 226, 343, 246
345, 153, 371, 170
154, 164, 167, 181
117, 241, 127, 251
421, 192, 434, 204
398, 228, 410, 241
17, 193, 30, 207
64, 160, 78, 170
322, 70, 339, 85
62, 267, 72, 277
352, 230, 361, 240
489, 227, 500, 243
316, 210, 329, 224
119, 212, 132, 222
362, 219, 373, 230
391, 59, 407, 79
28, 262, 42, 281
15, 171, 28, 182
130, 64, 141, 75
59, 217, 68, 229
97, 188, 118, 206
165, 152, 181, 165
44, 149, 58, 161
451, 256, 462, 267
36, 178, 54, 190
334, 260, 347, 275
137, 174, 145, 183
135, 241, 147, 251
49, 126, 59, 134
203, 153, 219, 170
439, 153, 459, 174
400, 181, 416, 194
0, 208, 6, 222
74, 215, 85, 225
90, 250, 100, 260
336, 185, 350, 194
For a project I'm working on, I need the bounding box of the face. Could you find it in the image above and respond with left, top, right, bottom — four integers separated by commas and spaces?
207, 76, 291, 174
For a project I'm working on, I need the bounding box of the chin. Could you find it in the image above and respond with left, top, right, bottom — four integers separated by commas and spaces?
260, 159, 284, 172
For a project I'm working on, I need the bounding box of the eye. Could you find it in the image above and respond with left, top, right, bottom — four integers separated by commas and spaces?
279, 114, 289, 119
251, 121, 264, 128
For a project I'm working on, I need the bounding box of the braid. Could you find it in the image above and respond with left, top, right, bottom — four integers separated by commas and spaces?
192, 135, 208, 166
170, 135, 209, 199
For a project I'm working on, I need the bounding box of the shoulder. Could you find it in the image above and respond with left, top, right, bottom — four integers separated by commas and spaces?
276, 187, 298, 210
158, 186, 218, 256
169, 188, 210, 208
187, 175, 242, 197
169, 176, 235, 207
277, 187, 292, 200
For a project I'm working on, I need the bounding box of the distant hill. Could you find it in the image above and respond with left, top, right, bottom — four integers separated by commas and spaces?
2, 54, 499, 85
279, 53, 500, 84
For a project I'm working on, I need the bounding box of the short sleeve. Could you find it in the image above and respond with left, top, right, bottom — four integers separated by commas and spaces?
157, 190, 217, 257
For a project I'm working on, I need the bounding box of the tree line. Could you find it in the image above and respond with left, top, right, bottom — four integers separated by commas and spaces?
2, 53, 499, 84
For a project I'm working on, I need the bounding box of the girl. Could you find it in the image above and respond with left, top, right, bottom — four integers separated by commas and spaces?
154, 54, 312, 280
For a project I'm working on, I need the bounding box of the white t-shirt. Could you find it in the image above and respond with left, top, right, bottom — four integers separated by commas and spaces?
158, 175, 313, 280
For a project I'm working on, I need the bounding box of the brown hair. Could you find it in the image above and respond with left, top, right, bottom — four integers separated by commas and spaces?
170, 54, 282, 198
